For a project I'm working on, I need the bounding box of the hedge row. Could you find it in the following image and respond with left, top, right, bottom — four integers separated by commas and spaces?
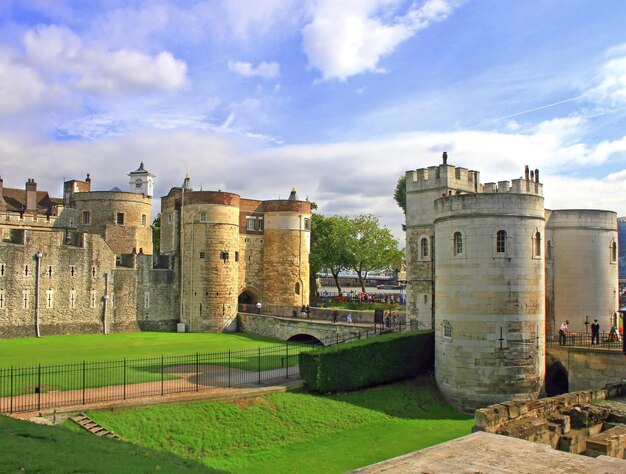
299, 330, 434, 393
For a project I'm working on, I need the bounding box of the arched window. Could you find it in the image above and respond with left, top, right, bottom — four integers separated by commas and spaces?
443, 320, 452, 339
295, 282, 301, 295
611, 240, 617, 263
453, 232, 463, 256
534, 231, 541, 257
421, 237, 429, 258
496, 230, 507, 253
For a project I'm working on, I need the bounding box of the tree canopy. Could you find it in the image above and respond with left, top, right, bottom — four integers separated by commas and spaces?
394, 174, 406, 215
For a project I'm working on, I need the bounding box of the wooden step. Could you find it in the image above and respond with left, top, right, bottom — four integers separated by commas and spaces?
70, 413, 121, 440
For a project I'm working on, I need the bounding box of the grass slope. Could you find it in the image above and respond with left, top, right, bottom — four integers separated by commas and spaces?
0, 414, 216, 473
0, 332, 289, 367
89, 377, 472, 473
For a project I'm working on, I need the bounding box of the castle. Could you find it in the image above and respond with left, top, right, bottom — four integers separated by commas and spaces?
0, 165, 311, 338
405, 153, 619, 411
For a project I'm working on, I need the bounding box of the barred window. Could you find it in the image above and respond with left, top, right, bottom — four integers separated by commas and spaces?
496, 230, 507, 253
453, 232, 463, 256
443, 320, 452, 339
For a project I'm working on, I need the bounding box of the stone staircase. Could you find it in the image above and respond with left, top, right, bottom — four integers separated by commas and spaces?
70, 413, 121, 440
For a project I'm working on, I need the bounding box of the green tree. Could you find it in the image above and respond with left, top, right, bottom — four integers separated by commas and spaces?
346, 214, 401, 292
310, 214, 352, 295
394, 174, 406, 215
151, 213, 161, 256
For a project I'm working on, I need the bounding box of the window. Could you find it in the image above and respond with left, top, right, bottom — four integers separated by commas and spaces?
304, 218, 311, 231
199, 251, 205, 259
69, 217, 75, 227
258, 217, 264, 232
46, 290, 53, 309
611, 240, 618, 263
496, 230, 507, 253
295, 282, 300, 295
424, 294, 428, 304
91, 266, 96, 277
135, 178, 142, 188
141, 214, 147, 226
23, 264, 29, 277
47, 266, 53, 277
82, 211, 91, 226
443, 320, 452, 339
168, 213, 173, 223
116, 212, 125, 225
246, 217, 256, 231
0, 264, 4, 277
200, 212, 207, 223
144, 292, 150, 309
453, 232, 463, 256
70, 265, 76, 277
90, 290, 97, 309
235, 251, 239, 262
421, 237, 429, 258
533, 231, 541, 257
0, 289, 5, 309
69, 290, 77, 309
22, 289, 30, 309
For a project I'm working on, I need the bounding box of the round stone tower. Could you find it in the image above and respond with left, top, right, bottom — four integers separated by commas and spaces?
434, 190, 546, 412
262, 189, 311, 308
180, 192, 240, 332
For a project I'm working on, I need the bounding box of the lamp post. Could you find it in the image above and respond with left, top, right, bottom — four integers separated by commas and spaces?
35, 250, 43, 338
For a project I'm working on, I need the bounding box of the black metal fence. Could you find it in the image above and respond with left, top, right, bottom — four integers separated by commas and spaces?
546, 331, 624, 351
0, 323, 417, 414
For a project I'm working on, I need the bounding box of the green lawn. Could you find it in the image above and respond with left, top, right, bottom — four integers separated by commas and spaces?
0, 332, 292, 367
0, 332, 307, 396
87, 377, 473, 473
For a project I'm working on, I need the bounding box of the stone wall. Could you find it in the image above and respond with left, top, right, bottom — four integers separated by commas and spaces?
547, 346, 626, 392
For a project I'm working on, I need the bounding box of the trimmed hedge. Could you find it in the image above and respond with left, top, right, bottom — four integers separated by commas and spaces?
299, 330, 434, 393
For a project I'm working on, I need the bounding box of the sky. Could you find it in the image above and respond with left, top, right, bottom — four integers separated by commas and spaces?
1, 0, 626, 243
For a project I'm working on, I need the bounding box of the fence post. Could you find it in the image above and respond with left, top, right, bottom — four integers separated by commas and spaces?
82, 361, 86, 405
285, 343, 289, 379
10, 366, 13, 414
161, 355, 164, 396
228, 350, 231, 388
258, 347, 261, 385
123, 358, 127, 400
336, 333, 339, 345
37, 364, 41, 412
195, 352, 199, 392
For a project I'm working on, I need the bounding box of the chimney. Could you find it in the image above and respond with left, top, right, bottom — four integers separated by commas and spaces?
25, 179, 37, 212
535, 169, 539, 183
442, 151, 448, 165
524, 165, 529, 181
86, 174, 91, 187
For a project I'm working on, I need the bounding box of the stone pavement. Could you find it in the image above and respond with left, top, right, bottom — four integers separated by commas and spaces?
351, 431, 626, 474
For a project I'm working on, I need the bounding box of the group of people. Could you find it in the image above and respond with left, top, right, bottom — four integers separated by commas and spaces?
299, 305, 311, 318
384, 310, 399, 329
559, 319, 601, 345
331, 309, 353, 324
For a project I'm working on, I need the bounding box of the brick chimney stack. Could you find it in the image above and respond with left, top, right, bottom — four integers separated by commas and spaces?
25, 178, 37, 212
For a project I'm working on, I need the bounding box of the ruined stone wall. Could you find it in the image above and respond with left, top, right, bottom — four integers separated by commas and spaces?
0, 228, 116, 338
434, 192, 546, 412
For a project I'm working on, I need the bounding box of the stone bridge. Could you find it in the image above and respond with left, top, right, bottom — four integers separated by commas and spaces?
546, 346, 626, 396
237, 312, 374, 345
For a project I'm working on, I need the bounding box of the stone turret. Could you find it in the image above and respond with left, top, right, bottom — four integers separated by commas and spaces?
128, 162, 155, 198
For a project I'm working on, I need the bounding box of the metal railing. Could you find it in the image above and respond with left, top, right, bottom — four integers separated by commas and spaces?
546, 331, 624, 351
0, 323, 418, 414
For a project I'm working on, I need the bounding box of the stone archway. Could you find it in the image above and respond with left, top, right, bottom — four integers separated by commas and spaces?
545, 361, 569, 396
287, 333, 323, 345
238, 287, 261, 312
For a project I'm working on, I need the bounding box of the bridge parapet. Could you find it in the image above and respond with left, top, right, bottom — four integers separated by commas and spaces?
238, 313, 371, 345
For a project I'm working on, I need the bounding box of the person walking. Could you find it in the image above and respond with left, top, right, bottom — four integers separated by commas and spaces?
346, 313, 353, 324
256, 301, 262, 314
305, 305, 311, 319
332, 308, 338, 323
591, 319, 600, 345
559, 320, 569, 345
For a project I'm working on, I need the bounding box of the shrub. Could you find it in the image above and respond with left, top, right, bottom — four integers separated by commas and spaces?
299, 331, 434, 393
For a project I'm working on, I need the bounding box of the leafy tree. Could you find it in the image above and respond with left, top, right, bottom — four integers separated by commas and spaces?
394, 174, 406, 215
151, 213, 161, 256
310, 214, 352, 295
346, 214, 401, 292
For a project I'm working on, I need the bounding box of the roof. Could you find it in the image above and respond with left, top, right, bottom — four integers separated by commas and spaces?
128, 162, 155, 176
0, 187, 59, 213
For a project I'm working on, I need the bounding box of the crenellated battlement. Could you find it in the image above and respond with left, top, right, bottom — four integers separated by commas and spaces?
481, 178, 543, 196
406, 162, 480, 194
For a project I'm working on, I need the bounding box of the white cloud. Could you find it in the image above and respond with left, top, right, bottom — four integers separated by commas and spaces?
588, 43, 626, 106
228, 60, 280, 79
0, 54, 46, 117
302, 0, 462, 80
23, 24, 187, 96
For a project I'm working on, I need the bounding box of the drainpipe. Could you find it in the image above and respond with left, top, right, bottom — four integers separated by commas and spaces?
103, 273, 109, 334
35, 250, 43, 338
179, 187, 185, 326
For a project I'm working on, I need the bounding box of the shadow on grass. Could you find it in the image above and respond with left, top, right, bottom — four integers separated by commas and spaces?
0, 415, 224, 473
317, 374, 471, 421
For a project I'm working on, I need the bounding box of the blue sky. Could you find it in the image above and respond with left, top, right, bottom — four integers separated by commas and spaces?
1, 0, 626, 241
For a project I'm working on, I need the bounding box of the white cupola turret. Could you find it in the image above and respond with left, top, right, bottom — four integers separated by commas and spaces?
128, 162, 155, 198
